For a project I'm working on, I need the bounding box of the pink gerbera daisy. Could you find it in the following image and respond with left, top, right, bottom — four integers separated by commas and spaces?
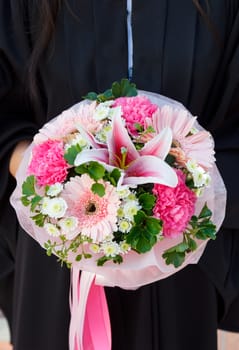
61, 174, 120, 242
146, 105, 215, 169
34, 101, 101, 143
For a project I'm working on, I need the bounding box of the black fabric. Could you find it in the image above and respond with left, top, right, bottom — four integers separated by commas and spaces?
0, 1, 239, 349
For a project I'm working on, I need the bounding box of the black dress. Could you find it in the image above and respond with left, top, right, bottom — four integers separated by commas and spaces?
0, 1, 239, 349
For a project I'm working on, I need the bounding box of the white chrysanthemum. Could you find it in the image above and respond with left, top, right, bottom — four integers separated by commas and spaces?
123, 200, 141, 220
41, 197, 51, 215
65, 133, 88, 149
95, 123, 112, 143
118, 219, 132, 233
186, 160, 211, 187
117, 186, 131, 199
47, 183, 63, 197
120, 241, 131, 253
59, 217, 78, 232
126, 193, 137, 201
94, 104, 112, 121
44, 223, 61, 237
41, 197, 67, 219
89, 243, 100, 254
193, 171, 211, 187
117, 207, 124, 218
186, 159, 199, 173
101, 241, 120, 257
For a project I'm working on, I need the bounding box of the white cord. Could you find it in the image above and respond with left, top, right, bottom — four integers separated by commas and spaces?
126, 0, 133, 80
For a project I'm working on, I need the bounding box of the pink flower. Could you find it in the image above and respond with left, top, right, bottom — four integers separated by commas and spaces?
146, 105, 215, 169
75, 109, 178, 188
113, 95, 158, 136
61, 174, 120, 242
153, 169, 196, 238
34, 102, 101, 143
28, 140, 69, 186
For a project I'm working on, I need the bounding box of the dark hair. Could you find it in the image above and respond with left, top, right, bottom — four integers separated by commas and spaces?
28, 0, 215, 98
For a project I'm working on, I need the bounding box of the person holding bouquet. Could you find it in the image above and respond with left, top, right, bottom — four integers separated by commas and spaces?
0, 1, 239, 349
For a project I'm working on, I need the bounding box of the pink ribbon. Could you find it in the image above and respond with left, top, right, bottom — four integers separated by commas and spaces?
69, 268, 111, 350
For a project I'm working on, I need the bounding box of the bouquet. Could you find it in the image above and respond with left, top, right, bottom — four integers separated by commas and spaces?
10, 79, 226, 350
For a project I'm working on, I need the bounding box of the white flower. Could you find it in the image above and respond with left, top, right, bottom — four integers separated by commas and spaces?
47, 183, 63, 197
118, 219, 132, 233
94, 104, 111, 121
65, 133, 88, 149
59, 217, 78, 232
89, 243, 100, 254
41, 197, 51, 215
41, 198, 67, 219
101, 241, 120, 257
95, 123, 112, 143
117, 186, 131, 199
123, 200, 141, 220
120, 241, 131, 253
117, 207, 124, 218
44, 223, 61, 237
186, 159, 199, 173
186, 160, 211, 188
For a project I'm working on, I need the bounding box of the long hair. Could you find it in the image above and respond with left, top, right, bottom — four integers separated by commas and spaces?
27, 0, 215, 98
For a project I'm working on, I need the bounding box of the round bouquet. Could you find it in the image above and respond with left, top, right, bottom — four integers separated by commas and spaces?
10, 79, 226, 350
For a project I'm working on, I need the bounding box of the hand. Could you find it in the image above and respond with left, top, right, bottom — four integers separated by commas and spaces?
9, 140, 30, 178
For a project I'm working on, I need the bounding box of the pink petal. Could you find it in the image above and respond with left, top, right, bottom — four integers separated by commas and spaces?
107, 108, 139, 166
76, 124, 104, 149
140, 127, 172, 160
124, 155, 178, 187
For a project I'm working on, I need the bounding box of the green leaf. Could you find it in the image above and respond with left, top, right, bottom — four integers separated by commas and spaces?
22, 175, 36, 196
175, 241, 189, 253
21, 196, 31, 207
135, 236, 156, 253
83, 253, 92, 259
113, 255, 123, 264
111, 81, 121, 97
83, 92, 98, 101
97, 256, 110, 266
198, 204, 212, 219
75, 254, 82, 262
134, 210, 146, 225
108, 168, 121, 186
88, 162, 105, 181
162, 251, 185, 268
75, 164, 88, 175
134, 123, 144, 132
139, 193, 156, 210
120, 79, 137, 97
145, 217, 162, 235
187, 237, 198, 251
64, 144, 82, 165
31, 213, 45, 227
30, 195, 42, 211
126, 225, 157, 254
91, 183, 105, 197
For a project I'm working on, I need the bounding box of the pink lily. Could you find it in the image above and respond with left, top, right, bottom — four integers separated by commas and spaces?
75, 108, 178, 187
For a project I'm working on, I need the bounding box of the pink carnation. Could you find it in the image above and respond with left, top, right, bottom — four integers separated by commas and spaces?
28, 140, 69, 186
113, 95, 158, 136
153, 169, 196, 238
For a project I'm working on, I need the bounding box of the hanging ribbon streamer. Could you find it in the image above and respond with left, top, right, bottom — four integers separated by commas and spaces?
69, 268, 111, 350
